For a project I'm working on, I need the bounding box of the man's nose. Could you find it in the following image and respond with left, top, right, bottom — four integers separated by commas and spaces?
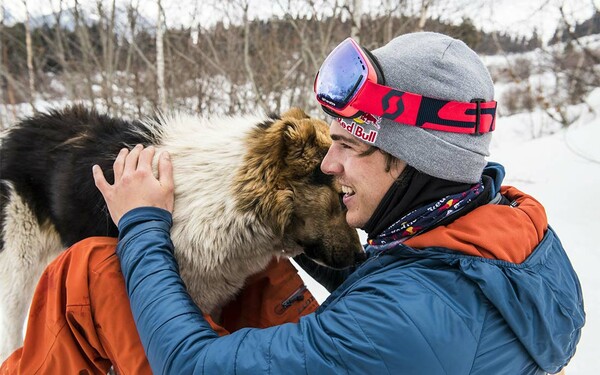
321, 148, 342, 175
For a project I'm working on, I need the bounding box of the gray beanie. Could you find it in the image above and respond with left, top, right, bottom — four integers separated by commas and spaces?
337, 32, 495, 183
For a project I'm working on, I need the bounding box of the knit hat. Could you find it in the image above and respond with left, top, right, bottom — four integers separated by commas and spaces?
336, 32, 495, 183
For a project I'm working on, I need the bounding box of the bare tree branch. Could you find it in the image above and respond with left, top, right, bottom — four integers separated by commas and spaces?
350, 0, 362, 41
0, 1, 6, 128
156, 0, 166, 112
418, 0, 433, 31
22, 0, 37, 114
558, 5, 600, 64
73, 0, 97, 107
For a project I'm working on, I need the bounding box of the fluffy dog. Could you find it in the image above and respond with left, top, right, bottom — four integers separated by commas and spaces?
0, 105, 364, 361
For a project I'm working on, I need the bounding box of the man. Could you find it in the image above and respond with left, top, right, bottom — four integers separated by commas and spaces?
91, 32, 585, 374
2, 32, 584, 374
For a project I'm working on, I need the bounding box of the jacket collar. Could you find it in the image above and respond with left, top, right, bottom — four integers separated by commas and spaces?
402, 162, 548, 264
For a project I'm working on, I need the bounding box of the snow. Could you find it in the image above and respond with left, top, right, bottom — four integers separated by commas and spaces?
296, 88, 600, 374
492, 90, 600, 374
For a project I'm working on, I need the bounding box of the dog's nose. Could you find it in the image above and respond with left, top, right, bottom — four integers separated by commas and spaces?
354, 250, 367, 265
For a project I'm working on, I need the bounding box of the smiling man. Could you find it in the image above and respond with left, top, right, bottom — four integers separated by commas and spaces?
88, 32, 585, 374
3, 31, 581, 375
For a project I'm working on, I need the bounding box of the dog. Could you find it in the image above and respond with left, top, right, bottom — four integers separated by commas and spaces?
0, 105, 364, 361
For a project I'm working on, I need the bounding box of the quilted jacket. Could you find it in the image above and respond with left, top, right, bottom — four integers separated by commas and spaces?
116, 164, 584, 374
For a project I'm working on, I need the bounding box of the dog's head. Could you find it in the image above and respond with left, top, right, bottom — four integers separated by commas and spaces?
235, 108, 364, 269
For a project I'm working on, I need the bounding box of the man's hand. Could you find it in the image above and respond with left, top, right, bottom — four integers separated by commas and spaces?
93, 144, 175, 226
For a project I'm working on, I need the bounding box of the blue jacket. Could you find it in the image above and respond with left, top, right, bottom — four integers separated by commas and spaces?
116, 165, 584, 374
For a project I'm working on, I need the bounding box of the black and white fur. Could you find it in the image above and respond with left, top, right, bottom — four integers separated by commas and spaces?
0, 106, 363, 361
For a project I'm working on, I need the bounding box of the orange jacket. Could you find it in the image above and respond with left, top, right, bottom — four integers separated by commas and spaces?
404, 186, 547, 263
1, 237, 318, 375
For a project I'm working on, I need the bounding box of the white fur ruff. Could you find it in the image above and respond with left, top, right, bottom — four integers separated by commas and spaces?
0, 112, 283, 361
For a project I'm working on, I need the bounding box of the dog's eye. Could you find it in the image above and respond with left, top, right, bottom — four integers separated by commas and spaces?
309, 166, 333, 186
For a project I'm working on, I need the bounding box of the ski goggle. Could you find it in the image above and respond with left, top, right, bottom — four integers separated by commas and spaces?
314, 38, 497, 134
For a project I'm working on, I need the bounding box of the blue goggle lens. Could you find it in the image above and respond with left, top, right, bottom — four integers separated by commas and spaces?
315, 40, 368, 110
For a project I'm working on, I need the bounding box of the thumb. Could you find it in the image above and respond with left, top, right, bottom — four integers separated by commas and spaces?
92, 164, 111, 196
158, 152, 174, 190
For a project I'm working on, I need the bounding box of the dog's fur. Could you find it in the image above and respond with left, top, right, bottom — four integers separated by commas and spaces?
0, 105, 364, 361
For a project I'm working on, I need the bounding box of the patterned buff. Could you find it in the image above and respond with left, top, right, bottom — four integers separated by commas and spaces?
367, 181, 485, 248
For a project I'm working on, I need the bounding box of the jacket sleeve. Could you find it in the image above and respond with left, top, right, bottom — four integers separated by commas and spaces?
116, 208, 478, 375
116, 207, 352, 375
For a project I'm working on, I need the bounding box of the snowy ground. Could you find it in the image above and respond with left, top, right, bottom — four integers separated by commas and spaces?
491, 92, 600, 374
297, 89, 600, 374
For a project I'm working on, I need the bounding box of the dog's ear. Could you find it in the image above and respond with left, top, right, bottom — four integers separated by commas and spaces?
273, 188, 294, 236
280, 118, 330, 178
280, 107, 309, 121
282, 119, 314, 147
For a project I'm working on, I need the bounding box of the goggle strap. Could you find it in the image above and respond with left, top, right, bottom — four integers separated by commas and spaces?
353, 80, 496, 134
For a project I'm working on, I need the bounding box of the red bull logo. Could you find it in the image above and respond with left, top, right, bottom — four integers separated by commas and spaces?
352, 112, 381, 129
338, 118, 378, 144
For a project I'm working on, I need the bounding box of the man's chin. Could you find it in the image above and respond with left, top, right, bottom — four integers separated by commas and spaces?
345, 212, 365, 230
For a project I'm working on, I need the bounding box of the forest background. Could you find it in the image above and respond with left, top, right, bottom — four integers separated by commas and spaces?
0, 0, 598, 129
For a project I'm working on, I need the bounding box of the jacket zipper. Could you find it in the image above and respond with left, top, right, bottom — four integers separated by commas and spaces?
280, 284, 308, 310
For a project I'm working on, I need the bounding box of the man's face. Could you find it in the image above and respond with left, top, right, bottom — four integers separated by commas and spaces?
321, 120, 406, 229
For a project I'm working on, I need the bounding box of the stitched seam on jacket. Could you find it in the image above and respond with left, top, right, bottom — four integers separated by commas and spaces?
391, 301, 448, 374
267, 326, 277, 375
234, 329, 252, 375
32, 319, 67, 375
315, 315, 350, 375
405, 273, 479, 342
342, 299, 392, 375
301, 322, 308, 375
468, 308, 488, 374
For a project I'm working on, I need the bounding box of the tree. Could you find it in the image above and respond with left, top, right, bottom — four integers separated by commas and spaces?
22, 0, 36, 114
96, 0, 118, 114
350, 0, 362, 42
454, 17, 480, 49
48, 0, 74, 99
0, 1, 5, 129
418, 0, 433, 31
73, 0, 97, 107
156, 0, 166, 112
